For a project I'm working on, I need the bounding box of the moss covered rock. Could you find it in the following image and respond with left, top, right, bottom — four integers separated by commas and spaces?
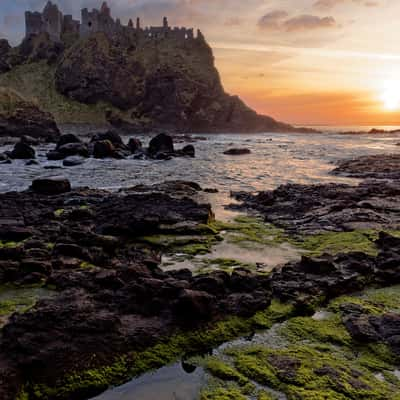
0, 87, 59, 141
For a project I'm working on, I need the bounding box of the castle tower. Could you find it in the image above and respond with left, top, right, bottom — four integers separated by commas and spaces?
42, 1, 63, 41
25, 11, 44, 38
128, 19, 133, 28
163, 17, 168, 29
100, 2, 111, 17
136, 17, 141, 30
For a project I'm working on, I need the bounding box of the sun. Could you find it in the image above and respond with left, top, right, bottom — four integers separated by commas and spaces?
381, 81, 400, 111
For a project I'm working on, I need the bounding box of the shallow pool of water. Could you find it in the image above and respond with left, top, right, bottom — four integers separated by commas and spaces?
92, 362, 206, 400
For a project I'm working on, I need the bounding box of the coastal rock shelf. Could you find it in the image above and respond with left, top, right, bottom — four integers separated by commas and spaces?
0, 179, 273, 400
0, 171, 400, 399
332, 153, 400, 179
232, 179, 400, 236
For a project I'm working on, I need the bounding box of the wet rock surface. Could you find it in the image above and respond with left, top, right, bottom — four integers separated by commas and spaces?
270, 232, 400, 305
8, 140, 35, 159
1, 151, 400, 400
0, 179, 272, 400
332, 153, 400, 179
231, 152, 400, 236
342, 305, 400, 356
45, 132, 196, 162
232, 179, 400, 235
223, 148, 251, 156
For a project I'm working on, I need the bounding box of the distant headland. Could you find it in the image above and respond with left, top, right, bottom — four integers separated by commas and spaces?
0, 1, 313, 134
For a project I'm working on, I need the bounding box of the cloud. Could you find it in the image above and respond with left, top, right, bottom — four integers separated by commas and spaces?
313, 0, 380, 11
283, 15, 337, 31
258, 11, 337, 32
224, 17, 242, 27
313, 0, 343, 11
257, 10, 289, 30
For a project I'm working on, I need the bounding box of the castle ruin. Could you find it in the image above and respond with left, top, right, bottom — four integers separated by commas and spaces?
25, 1, 204, 43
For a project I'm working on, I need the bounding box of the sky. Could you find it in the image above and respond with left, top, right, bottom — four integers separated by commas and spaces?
1, 0, 400, 126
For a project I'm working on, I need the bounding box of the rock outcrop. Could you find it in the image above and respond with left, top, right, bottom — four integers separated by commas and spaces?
0, 1, 316, 133
0, 39, 11, 73
0, 87, 60, 141
0, 180, 271, 400
332, 154, 400, 180
232, 179, 400, 235
54, 33, 297, 133
45, 131, 196, 161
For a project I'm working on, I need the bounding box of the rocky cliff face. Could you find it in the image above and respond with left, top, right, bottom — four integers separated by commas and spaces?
0, 87, 60, 141
0, 31, 303, 133
54, 33, 293, 133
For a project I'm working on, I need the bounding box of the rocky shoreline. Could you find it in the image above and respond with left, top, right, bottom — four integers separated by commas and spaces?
0, 179, 273, 400
0, 146, 399, 399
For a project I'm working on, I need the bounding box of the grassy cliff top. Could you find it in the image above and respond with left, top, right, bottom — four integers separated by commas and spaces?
0, 61, 115, 124
0, 87, 32, 114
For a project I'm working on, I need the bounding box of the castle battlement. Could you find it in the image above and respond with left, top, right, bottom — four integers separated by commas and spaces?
25, 1, 203, 44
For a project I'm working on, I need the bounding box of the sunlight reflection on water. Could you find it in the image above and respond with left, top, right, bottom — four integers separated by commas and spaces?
1, 131, 399, 222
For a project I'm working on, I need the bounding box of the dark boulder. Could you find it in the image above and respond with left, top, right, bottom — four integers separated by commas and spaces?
57, 142, 89, 158
223, 148, 251, 156
148, 133, 174, 157
20, 135, 40, 146
46, 150, 64, 161
63, 156, 86, 167
93, 140, 115, 159
25, 160, 39, 166
128, 138, 142, 153
47, 142, 89, 160
9, 141, 35, 159
56, 133, 81, 149
91, 131, 124, 148
31, 177, 71, 195
181, 145, 195, 158
176, 289, 215, 321
0, 152, 10, 163
342, 305, 400, 357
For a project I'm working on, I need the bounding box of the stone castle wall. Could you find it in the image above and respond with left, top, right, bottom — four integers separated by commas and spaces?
25, 1, 203, 44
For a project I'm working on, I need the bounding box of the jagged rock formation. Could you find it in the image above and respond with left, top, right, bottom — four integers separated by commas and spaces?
0, 87, 60, 141
332, 154, 400, 179
0, 40, 11, 73
55, 31, 294, 133
0, 2, 308, 133
0, 180, 272, 400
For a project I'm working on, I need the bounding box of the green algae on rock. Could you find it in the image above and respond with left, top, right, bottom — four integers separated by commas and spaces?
233, 344, 397, 400
23, 301, 296, 400
0, 285, 55, 328
200, 385, 249, 400
298, 230, 380, 256
198, 286, 400, 400
329, 285, 400, 316
212, 216, 290, 249
280, 315, 352, 346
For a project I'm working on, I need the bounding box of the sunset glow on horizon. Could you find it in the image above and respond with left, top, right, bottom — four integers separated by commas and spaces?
1, 0, 400, 126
